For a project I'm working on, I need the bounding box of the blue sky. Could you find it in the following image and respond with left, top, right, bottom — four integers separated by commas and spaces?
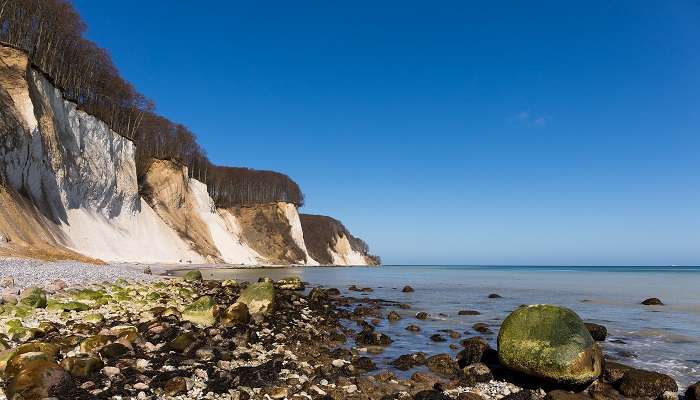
73, 1, 700, 265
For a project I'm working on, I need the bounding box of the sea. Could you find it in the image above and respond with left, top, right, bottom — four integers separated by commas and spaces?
170, 265, 700, 388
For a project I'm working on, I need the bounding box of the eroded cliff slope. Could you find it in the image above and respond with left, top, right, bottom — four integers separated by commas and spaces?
300, 214, 380, 266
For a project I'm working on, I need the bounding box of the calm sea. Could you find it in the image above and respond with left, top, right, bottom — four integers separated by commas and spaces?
172, 265, 700, 388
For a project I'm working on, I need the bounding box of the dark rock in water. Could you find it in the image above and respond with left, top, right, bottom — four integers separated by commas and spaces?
603, 362, 633, 384
275, 276, 305, 291
325, 287, 341, 296
414, 390, 451, 400
458, 310, 481, 316
308, 287, 328, 303
641, 298, 663, 306
387, 311, 402, 321
472, 323, 492, 334
585, 323, 608, 341
98, 342, 129, 360
457, 336, 490, 367
391, 353, 426, 371
416, 312, 429, 320
430, 334, 446, 342
357, 327, 393, 346
352, 356, 377, 371
488, 293, 503, 299
502, 390, 534, 400
617, 369, 678, 398
462, 362, 493, 384
614, 350, 637, 359
406, 324, 421, 332
402, 285, 415, 293
6, 360, 74, 399
545, 390, 590, 400
168, 332, 197, 353
686, 382, 700, 400
497, 304, 603, 385
399, 303, 411, 309
426, 353, 458, 376
481, 348, 500, 366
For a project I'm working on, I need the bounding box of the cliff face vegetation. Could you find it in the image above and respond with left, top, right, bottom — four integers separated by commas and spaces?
300, 214, 380, 266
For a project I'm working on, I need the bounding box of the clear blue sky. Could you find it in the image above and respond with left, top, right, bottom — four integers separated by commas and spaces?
73, 1, 699, 265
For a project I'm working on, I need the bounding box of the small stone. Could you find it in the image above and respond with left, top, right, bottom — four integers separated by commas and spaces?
430, 334, 446, 342
163, 376, 188, 395
402, 286, 414, 292
0, 276, 14, 287
19, 286, 47, 308
103, 366, 121, 377
426, 353, 457, 376
332, 359, 346, 368
641, 298, 663, 305
685, 382, 700, 400
458, 310, 481, 316
387, 311, 401, 321
488, 293, 503, 298
618, 369, 678, 398
416, 312, 429, 320
472, 323, 492, 334
406, 324, 421, 332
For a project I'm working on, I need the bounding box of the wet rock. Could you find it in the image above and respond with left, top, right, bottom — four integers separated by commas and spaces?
462, 362, 493, 384
497, 304, 603, 385
406, 324, 421, 332
221, 302, 250, 326
603, 361, 633, 385
430, 334, 447, 342
5, 360, 73, 399
641, 298, 663, 306
99, 342, 129, 360
426, 353, 457, 376
80, 334, 113, 354
60, 355, 104, 377
357, 327, 393, 346
391, 353, 426, 371
236, 281, 276, 315
416, 312, 429, 320
686, 382, 700, 400
545, 390, 591, 400
183, 270, 203, 282
617, 369, 678, 398
414, 390, 451, 400
457, 336, 490, 367
587, 380, 623, 400
402, 286, 415, 293
276, 276, 305, 291
585, 323, 608, 341
502, 390, 535, 400
458, 310, 481, 316
388, 310, 402, 321
168, 332, 197, 353
19, 286, 47, 308
5, 351, 51, 377
472, 323, 492, 334
182, 295, 219, 326
163, 376, 189, 395
352, 356, 377, 371
488, 293, 503, 299
308, 287, 329, 303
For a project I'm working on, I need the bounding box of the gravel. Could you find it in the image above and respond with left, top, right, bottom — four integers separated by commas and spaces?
0, 258, 161, 288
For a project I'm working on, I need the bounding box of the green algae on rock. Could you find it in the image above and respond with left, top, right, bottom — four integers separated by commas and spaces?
235, 281, 276, 315
60, 354, 104, 377
497, 304, 603, 385
183, 270, 203, 282
19, 287, 47, 308
182, 295, 218, 326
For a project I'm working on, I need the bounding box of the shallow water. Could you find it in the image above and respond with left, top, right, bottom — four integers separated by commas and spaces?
171, 265, 700, 388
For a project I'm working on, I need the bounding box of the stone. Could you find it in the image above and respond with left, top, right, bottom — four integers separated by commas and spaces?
416, 311, 429, 320
391, 353, 426, 371
275, 276, 305, 291
387, 311, 401, 321
19, 286, 47, 308
587, 380, 623, 400
357, 327, 393, 346
221, 302, 250, 326
585, 323, 608, 341
472, 323, 492, 334
5, 351, 51, 377
641, 298, 663, 306
1, 287, 19, 304
164, 376, 188, 395
183, 270, 203, 282
0, 342, 59, 372
103, 366, 120, 377
5, 360, 73, 399
545, 390, 590, 400
430, 334, 446, 342
617, 369, 678, 398
462, 362, 493, 383
84, 313, 105, 324
80, 335, 113, 354
685, 382, 700, 400
352, 356, 377, 371
414, 390, 451, 400
60, 355, 104, 377
99, 342, 129, 360
0, 276, 14, 287
426, 353, 457, 376
457, 336, 490, 367
497, 304, 603, 385
458, 310, 481, 316
236, 281, 276, 315
406, 324, 421, 332
168, 332, 197, 353
402, 286, 414, 292
182, 295, 219, 326
603, 361, 633, 385
488, 293, 503, 298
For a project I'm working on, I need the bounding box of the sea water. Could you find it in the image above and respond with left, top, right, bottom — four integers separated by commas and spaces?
172, 265, 700, 388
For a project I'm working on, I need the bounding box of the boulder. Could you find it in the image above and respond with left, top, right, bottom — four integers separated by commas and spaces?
617, 369, 677, 398
183, 270, 203, 282
80, 335, 114, 354
19, 287, 47, 308
391, 353, 426, 371
5, 360, 73, 399
641, 298, 663, 306
545, 390, 590, 400
603, 361, 633, 385
275, 276, 305, 291
416, 312, 429, 320
60, 355, 104, 377
497, 304, 603, 385
457, 336, 490, 367
387, 311, 401, 321
488, 293, 503, 299
220, 302, 250, 326
472, 323, 492, 334
182, 296, 219, 326
414, 390, 451, 400
462, 362, 493, 384
686, 382, 700, 400
402, 286, 415, 293
584, 323, 608, 341
426, 353, 458, 376
236, 281, 276, 316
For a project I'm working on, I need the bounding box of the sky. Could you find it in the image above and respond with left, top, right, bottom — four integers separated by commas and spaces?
72, 1, 700, 265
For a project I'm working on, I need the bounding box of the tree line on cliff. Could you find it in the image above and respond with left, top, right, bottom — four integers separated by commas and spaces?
0, 0, 303, 206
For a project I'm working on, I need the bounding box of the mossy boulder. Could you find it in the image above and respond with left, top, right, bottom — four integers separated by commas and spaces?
0, 342, 59, 373
183, 270, 203, 282
497, 304, 603, 385
182, 296, 218, 326
5, 360, 73, 399
80, 334, 114, 354
83, 313, 105, 324
220, 302, 250, 327
72, 288, 105, 301
236, 281, 276, 315
60, 355, 104, 377
19, 287, 47, 308
5, 351, 51, 376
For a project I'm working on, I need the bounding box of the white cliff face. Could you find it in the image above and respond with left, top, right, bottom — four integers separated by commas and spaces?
328, 233, 369, 266
278, 203, 319, 266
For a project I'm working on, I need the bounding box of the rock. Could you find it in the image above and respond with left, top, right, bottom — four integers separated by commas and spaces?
45, 279, 67, 293
458, 310, 481, 316
308, 287, 328, 303
472, 323, 492, 334
103, 366, 120, 377
416, 312, 429, 320
391, 353, 426, 371
80, 334, 113, 354
457, 393, 487, 400
5, 351, 51, 377
221, 302, 250, 326
5, 360, 73, 399
430, 334, 446, 342
497, 304, 603, 385
457, 336, 490, 367
236, 281, 276, 315
1, 287, 19, 304
143, 266, 152, 275
402, 286, 415, 293
183, 270, 203, 282
19, 286, 47, 308
221, 279, 238, 287
60, 355, 104, 377
182, 295, 219, 326
164, 376, 188, 395
84, 313, 105, 324
276, 276, 305, 291
168, 332, 197, 353
617, 369, 678, 398
352, 356, 377, 371
414, 390, 451, 400
488, 293, 503, 299
603, 361, 633, 385
387, 311, 401, 321
462, 362, 493, 383
545, 390, 590, 400
585, 323, 608, 341
685, 382, 700, 400
0, 276, 14, 287
98, 342, 129, 360
641, 298, 663, 306
587, 380, 623, 400
406, 324, 421, 332
357, 327, 393, 346
426, 353, 457, 376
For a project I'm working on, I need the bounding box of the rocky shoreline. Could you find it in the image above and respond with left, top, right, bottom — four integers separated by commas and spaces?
0, 269, 697, 400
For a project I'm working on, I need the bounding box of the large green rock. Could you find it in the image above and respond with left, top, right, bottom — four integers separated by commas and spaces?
182, 296, 218, 326
183, 270, 203, 282
235, 281, 276, 315
19, 287, 47, 308
497, 304, 603, 385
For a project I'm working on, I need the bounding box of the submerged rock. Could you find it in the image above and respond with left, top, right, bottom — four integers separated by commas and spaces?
497, 304, 603, 385
457, 336, 490, 367
236, 281, 276, 315
426, 353, 457, 376
402, 285, 414, 293
641, 298, 663, 306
